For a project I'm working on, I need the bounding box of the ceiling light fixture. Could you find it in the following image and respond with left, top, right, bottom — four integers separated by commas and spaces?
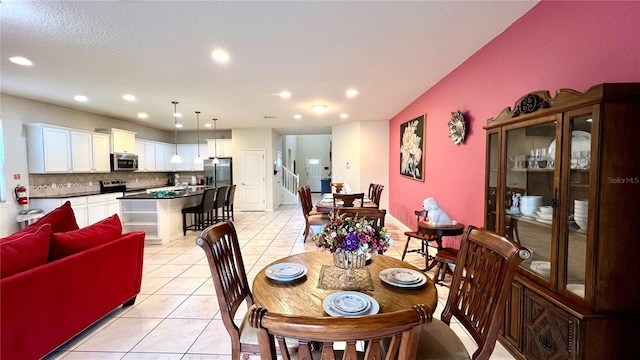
137, 112, 148, 119
340, 113, 349, 119
294, 114, 302, 120
194, 111, 203, 164
204, 123, 212, 128
212, 118, 220, 165
211, 48, 230, 64
311, 104, 327, 114
279, 91, 291, 99
170, 101, 182, 163
123, 94, 136, 101
346, 89, 359, 97
9, 56, 33, 66
74, 95, 88, 102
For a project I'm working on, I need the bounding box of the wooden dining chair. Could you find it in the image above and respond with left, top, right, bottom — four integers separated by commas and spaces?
414, 225, 530, 359
333, 192, 365, 208
368, 183, 377, 200
196, 221, 298, 359
249, 304, 432, 360
336, 207, 386, 228
298, 186, 330, 242
401, 210, 439, 268
372, 184, 384, 207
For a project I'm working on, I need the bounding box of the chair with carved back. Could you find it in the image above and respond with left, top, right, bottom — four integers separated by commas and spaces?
372, 184, 384, 207
335, 207, 386, 228
249, 304, 432, 360
368, 183, 377, 200
298, 186, 330, 242
196, 221, 298, 359
414, 225, 530, 359
401, 210, 440, 269
333, 192, 365, 208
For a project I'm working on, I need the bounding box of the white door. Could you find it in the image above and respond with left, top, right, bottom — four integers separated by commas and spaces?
306, 158, 323, 192
240, 149, 266, 211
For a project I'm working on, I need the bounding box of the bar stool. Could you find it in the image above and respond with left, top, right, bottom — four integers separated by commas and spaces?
213, 186, 229, 223
182, 189, 216, 235
224, 185, 236, 221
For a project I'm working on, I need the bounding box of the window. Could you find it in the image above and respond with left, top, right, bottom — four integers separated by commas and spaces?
0, 118, 6, 202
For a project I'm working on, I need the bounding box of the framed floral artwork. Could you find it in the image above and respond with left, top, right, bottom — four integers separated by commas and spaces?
400, 114, 425, 181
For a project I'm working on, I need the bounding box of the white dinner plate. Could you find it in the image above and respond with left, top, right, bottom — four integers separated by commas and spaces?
332, 292, 371, 314
323, 291, 379, 317
379, 268, 427, 288
265, 263, 308, 281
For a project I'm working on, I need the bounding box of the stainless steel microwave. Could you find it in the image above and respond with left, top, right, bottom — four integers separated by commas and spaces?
111, 153, 138, 171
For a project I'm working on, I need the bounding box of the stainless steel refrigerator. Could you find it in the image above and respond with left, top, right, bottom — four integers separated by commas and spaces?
204, 157, 233, 187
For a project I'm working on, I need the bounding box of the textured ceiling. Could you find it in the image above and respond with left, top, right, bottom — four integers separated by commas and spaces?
1, 1, 538, 134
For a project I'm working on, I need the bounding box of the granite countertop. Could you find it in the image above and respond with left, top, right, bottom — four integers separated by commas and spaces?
30, 191, 104, 199
118, 189, 205, 200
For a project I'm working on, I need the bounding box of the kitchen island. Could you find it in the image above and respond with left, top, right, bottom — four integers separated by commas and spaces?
119, 189, 205, 244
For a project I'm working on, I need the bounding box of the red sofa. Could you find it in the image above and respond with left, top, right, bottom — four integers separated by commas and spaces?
0, 202, 145, 360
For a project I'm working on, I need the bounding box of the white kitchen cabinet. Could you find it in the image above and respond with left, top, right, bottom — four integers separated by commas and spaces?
207, 138, 232, 158
71, 131, 92, 172
164, 143, 175, 171
144, 141, 157, 171
110, 128, 136, 154
135, 140, 147, 171
28, 124, 111, 174
92, 133, 111, 172
87, 193, 121, 225
30, 196, 88, 228
155, 143, 167, 171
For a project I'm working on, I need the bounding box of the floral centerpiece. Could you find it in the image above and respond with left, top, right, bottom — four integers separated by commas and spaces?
313, 212, 393, 255
313, 212, 393, 283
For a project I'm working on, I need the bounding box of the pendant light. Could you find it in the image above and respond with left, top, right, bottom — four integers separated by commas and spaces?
170, 101, 182, 163
194, 111, 203, 164
212, 118, 220, 165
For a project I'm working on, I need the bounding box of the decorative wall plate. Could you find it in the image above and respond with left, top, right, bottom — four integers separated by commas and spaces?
448, 110, 466, 145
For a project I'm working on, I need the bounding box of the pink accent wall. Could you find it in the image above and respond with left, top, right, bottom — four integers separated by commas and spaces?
390, 1, 640, 232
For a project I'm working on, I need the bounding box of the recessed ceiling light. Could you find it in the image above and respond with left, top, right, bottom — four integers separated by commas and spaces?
74, 95, 88, 102
174, 112, 182, 118
311, 105, 327, 114
346, 89, 358, 98
175, 123, 183, 128
9, 56, 33, 66
279, 91, 291, 99
211, 48, 230, 64
123, 94, 136, 101
204, 123, 212, 128
294, 114, 302, 120
137, 112, 148, 119
340, 113, 349, 119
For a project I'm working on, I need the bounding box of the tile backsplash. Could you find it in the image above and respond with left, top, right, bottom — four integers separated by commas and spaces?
29, 171, 203, 197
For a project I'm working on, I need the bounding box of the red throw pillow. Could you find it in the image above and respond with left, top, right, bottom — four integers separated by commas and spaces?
25, 200, 79, 233
0, 224, 52, 279
49, 214, 123, 261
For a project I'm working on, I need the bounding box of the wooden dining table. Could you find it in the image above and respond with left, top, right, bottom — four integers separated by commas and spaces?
252, 251, 438, 317
314, 194, 379, 214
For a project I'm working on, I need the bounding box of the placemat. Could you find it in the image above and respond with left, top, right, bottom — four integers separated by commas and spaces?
318, 265, 374, 291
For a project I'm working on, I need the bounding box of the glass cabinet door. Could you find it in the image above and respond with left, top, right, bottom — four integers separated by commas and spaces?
504, 119, 559, 284
561, 106, 596, 299
486, 132, 499, 233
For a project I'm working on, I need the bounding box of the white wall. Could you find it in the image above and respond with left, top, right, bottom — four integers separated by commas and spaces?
331, 120, 389, 209
331, 122, 362, 192
0, 117, 29, 235
272, 130, 283, 209
296, 135, 331, 188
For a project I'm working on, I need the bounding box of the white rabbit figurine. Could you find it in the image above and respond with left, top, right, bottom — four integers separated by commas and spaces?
423, 197, 453, 225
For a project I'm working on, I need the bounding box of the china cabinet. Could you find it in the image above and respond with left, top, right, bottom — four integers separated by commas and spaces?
484, 83, 640, 359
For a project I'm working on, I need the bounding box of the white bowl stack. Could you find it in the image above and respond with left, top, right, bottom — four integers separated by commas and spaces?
574, 199, 588, 230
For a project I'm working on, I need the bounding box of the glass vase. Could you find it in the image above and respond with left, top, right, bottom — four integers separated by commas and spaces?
333, 251, 367, 283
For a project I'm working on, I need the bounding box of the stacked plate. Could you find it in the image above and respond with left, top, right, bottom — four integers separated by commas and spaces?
379, 268, 427, 288
534, 206, 553, 225
322, 291, 379, 317
265, 263, 308, 281
574, 199, 588, 230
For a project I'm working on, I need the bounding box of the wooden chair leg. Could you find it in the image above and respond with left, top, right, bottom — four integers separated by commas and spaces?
401, 237, 412, 261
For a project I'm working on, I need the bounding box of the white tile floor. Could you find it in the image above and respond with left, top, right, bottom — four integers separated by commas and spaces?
45, 197, 516, 360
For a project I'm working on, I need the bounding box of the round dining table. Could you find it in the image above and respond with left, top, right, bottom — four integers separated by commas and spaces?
252, 251, 438, 317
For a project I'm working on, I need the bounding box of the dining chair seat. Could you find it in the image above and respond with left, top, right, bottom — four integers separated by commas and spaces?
433, 247, 458, 283
414, 319, 470, 359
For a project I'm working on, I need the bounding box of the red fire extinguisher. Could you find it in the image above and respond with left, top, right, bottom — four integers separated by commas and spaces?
15, 185, 28, 205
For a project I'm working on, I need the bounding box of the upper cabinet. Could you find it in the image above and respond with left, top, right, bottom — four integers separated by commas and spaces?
134, 139, 175, 172
176, 144, 208, 171
109, 128, 136, 154
27, 124, 111, 174
206, 138, 232, 158
484, 83, 640, 359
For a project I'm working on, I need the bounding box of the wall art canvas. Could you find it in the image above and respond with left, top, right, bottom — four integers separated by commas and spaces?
400, 114, 425, 181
